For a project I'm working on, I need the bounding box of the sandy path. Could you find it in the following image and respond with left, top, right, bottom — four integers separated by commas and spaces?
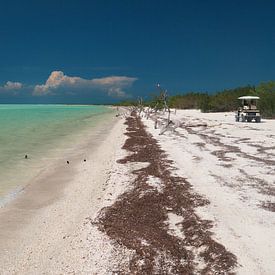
0, 114, 127, 274
142, 109, 275, 274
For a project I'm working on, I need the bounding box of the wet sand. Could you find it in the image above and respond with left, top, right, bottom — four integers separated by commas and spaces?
0, 113, 127, 274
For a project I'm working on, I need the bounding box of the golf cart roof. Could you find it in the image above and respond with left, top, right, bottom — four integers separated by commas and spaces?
238, 96, 260, 100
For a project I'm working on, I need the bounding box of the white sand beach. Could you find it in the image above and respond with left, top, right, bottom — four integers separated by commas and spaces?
0, 108, 274, 274
142, 109, 275, 274
0, 113, 129, 274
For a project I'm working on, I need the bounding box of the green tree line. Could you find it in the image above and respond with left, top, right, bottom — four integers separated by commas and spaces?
116, 81, 275, 118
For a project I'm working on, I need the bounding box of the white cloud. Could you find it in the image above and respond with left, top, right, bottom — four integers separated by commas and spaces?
33, 71, 137, 97
1, 81, 23, 90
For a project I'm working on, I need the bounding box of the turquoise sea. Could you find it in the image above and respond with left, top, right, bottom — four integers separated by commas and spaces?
0, 104, 113, 206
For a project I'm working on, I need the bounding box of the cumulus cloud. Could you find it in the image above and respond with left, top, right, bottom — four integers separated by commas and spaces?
1, 81, 23, 91
33, 71, 137, 97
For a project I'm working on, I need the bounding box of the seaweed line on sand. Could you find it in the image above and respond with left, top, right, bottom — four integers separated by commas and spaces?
93, 112, 237, 274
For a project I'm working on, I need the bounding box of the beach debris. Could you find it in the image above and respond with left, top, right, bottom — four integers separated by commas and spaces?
159, 120, 175, 135
95, 112, 237, 274
154, 119, 158, 129
185, 122, 208, 128
67, 161, 70, 164
143, 84, 172, 129
24, 154, 28, 159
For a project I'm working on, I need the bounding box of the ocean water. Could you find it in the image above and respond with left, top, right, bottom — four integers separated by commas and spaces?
0, 104, 113, 206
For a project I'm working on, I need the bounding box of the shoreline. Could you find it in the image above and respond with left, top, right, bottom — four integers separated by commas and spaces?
0, 106, 114, 208
0, 111, 127, 273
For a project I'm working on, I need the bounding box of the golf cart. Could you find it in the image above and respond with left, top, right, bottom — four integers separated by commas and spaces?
235, 96, 261, 123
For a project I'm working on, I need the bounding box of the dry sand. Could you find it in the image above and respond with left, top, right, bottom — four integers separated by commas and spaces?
0, 108, 274, 274
142, 109, 275, 274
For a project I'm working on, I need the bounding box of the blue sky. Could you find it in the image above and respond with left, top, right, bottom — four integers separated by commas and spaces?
0, 0, 274, 103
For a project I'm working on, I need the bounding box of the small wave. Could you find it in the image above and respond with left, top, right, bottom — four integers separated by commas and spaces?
0, 186, 25, 208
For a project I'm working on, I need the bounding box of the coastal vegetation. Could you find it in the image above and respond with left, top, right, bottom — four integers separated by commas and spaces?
117, 81, 275, 118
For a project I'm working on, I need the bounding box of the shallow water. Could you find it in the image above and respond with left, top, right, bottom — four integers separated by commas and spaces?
0, 104, 113, 205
